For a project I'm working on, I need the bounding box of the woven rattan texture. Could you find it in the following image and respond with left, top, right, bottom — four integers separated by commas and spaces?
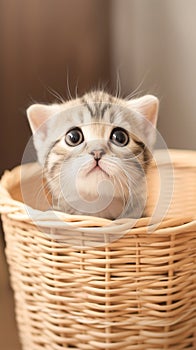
0, 150, 196, 349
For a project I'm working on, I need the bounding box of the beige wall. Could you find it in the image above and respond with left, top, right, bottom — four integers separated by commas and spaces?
111, 0, 196, 150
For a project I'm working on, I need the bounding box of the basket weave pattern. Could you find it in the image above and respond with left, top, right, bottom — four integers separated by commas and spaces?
0, 150, 196, 349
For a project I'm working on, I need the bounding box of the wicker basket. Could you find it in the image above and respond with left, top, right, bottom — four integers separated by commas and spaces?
0, 149, 196, 350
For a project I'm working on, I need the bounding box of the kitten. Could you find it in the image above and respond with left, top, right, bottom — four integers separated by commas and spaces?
27, 91, 159, 219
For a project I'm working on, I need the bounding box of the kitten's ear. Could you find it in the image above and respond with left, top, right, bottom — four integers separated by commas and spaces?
128, 95, 159, 147
27, 103, 63, 164
27, 104, 60, 135
128, 95, 159, 127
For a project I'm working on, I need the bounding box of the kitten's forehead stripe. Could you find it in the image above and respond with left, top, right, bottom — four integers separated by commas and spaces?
81, 97, 94, 117
101, 103, 111, 118
81, 92, 114, 120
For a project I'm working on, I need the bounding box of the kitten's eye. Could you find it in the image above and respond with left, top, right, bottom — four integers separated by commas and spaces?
65, 128, 84, 146
110, 127, 129, 147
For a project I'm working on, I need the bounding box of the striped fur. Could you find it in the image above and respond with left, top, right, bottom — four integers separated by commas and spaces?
27, 90, 159, 219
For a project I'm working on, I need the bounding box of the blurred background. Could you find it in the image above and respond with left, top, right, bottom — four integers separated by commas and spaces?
0, 1, 195, 349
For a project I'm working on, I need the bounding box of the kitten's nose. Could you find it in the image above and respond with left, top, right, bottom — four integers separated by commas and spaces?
90, 149, 106, 160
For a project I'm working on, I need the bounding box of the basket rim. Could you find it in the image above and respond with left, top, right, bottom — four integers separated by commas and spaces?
0, 149, 196, 234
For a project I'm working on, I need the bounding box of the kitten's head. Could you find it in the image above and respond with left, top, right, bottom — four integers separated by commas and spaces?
27, 91, 159, 219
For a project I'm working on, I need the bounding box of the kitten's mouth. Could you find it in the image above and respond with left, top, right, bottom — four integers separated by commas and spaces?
84, 160, 109, 177
88, 164, 109, 177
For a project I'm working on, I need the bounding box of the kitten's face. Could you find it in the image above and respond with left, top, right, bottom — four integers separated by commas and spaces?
27, 91, 159, 219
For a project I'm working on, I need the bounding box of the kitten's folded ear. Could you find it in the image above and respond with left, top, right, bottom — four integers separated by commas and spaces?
128, 95, 159, 127
27, 103, 63, 164
27, 104, 61, 135
127, 95, 159, 147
